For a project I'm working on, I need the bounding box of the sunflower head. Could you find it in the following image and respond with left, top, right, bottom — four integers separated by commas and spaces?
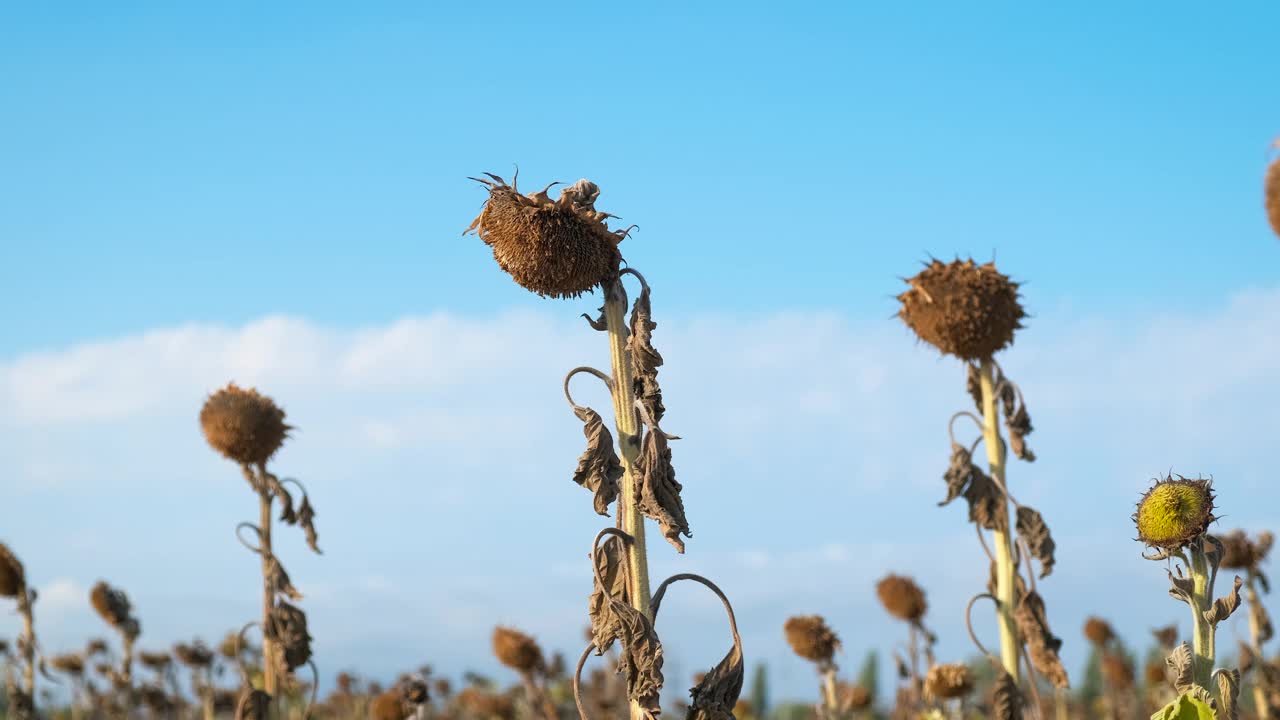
1134, 475, 1215, 550
783, 615, 841, 666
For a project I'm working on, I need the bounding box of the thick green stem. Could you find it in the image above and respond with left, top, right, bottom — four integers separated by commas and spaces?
259, 485, 278, 699
602, 278, 653, 720
1188, 541, 1215, 689
978, 359, 1020, 682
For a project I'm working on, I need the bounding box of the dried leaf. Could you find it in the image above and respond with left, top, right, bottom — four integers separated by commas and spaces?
963, 466, 1006, 533
635, 420, 691, 553
263, 601, 312, 674
1013, 591, 1069, 688
267, 555, 303, 602
1216, 668, 1240, 720
1254, 599, 1275, 645
571, 406, 623, 516
1167, 643, 1194, 693
1167, 568, 1196, 606
582, 306, 608, 331
991, 669, 1023, 720
297, 493, 321, 555
612, 603, 664, 718
1015, 506, 1056, 579
1005, 403, 1036, 462
588, 536, 630, 653
1204, 576, 1244, 626
687, 642, 743, 720
965, 364, 983, 413
628, 280, 666, 423
940, 443, 975, 507
265, 472, 297, 525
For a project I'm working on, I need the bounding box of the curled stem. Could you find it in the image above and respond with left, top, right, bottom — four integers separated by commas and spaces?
964, 594, 1000, 664
564, 366, 615, 409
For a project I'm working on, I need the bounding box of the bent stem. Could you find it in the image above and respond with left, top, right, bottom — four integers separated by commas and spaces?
978, 359, 1020, 682
602, 277, 653, 720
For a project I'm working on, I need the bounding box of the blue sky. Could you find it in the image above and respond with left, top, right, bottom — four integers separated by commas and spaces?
2, 1, 1279, 706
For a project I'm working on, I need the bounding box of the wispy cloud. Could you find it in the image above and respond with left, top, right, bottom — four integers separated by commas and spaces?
1, 288, 1278, 698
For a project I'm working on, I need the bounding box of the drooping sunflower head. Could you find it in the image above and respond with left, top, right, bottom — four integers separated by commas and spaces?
491, 626, 544, 674
1133, 474, 1215, 550
924, 663, 975, 700
0, 543, 25, 598
876, 574, 928, 623
897, 258, 1025, 361
1082, 617, 1115, 647
783, 615, 841, 666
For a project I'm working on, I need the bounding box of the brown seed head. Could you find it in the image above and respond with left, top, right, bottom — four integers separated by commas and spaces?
401, 678, 430, 705
139, 651, 171, 671
1145, 660, 1167, 687
174, 641, 213, 668
1215, 529, 1273, 570
1101, 653, 1135, 690
1267, 154, 1280, 240
50, 653, 86, 675
466, 175, 624, 299
370, 690, 408, 720
218, 631, 244, 659
897, 258, 1025, 361
85, 638, 109, 656
783, 615, 841, 665
876, 574, 928, 622
491, 626, 544, 674
264, 601, 312, 672
0, 543, 25, 598
89, 581, 135, 630
1083, 617, 1115, 647
1133, 475, 1216, 550
200, 383, 291, 466
925, 663, 975, 700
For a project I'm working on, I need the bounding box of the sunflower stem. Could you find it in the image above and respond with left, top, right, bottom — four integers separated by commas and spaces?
821, 667, 838, 713
978, 359, 1020, 683
258, 482, 278, 700
1188, 538, 1215, 690
1247, 575, 1270, 719
602, 277, 654, 720
17, 590, 34, 698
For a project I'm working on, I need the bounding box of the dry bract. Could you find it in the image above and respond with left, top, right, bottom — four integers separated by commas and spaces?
924, 663, 974, 700
465, 174, 624, 299
783, 615, 840, 665
492, 626, 544, 674
876, 574, 928, 623
199, 383, 291, 466
897, 258, 1025, 361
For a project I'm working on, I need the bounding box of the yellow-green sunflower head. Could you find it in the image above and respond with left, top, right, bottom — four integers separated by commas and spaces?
1134, 475, 1215, 550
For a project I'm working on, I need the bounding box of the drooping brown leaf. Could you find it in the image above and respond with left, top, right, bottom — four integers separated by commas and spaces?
687, 641, 743, 720
940, 443, 976, 507
1204, 576, 1244, 626
571, 406, 623, 516
628, 279, 666, 424
966, 363, 983, 413
612, 602, 664, 718
634, 419, 691, 553
264, 602, 312, 674
267, 555, 303, 601
582, 305, 607, 331
588, 535, 630, 654
1217, 668, 1241, 720
964, 466, 1006, 533
297, 493, 321, 555
1013, 591, 1069, 688
264, 471, 297, 524
1005, 403, 1036, 462
991, 668, 1024, 720
1015, 506, 1056, 579
1167, 643, 1194, 693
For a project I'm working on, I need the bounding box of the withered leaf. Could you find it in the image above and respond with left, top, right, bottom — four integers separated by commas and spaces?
1167, 643, 1194, 693
940, 443, 975, 507
635, 420, 691, 553
612, 602, 664, 718
1005, 403, 1036, 463
582, 306, 608, 331
687, 642, 743, 720
1217, 668, 1241, 720
963, 466, 1006, 533
966, 364, 983, 413
572, 406, 623, 516
991, 668, 1023, 720
235, 688, 271, 720
297, 493, 321, 555
588, 536, 631, 653
628, 280, 665, 424
1013, 591, 1069, 689
267, 555, 303, 602
265, 472, 296, 525
1015, 506, 1056, 579
986, 560, 1028, 605
1204, 576, 1244, 626
1167, 568, 1196, 606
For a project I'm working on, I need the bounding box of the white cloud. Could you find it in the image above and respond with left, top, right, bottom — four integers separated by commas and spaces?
1, 288, 1279, 700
